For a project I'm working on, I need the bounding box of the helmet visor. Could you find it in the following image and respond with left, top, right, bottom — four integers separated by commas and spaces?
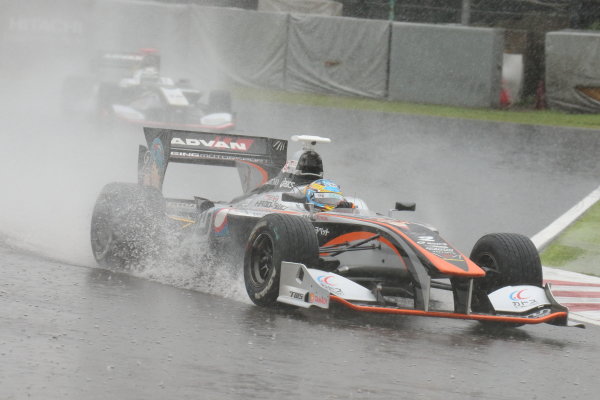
312, 192, 344, 207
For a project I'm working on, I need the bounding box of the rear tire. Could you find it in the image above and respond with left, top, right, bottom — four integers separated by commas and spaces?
469, 233, 542, 326
244, 214, 318, 307
90, 183, 165, 269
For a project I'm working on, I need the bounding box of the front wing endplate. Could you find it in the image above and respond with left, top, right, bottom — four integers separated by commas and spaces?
278, 262, 331, 309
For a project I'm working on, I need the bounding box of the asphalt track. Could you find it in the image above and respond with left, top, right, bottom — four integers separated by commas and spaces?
1, 240, 599, 400
2, 98, 600, 399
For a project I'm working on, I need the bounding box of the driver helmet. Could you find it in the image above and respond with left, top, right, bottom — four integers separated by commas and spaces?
137, 67, 160, 83
296, 150, 323, 178
139, 48, 161, 71
305, 179, 344, 211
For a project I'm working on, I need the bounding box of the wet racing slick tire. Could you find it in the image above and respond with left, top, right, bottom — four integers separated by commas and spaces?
469, 233, 543, 326
244, 214, 319, 307
90, 182, 166, 269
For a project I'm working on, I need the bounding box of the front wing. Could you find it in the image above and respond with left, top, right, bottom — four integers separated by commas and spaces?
278, 262, 583, 328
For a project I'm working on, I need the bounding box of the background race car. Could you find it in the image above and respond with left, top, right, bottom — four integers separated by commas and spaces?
61, 49, 235, 131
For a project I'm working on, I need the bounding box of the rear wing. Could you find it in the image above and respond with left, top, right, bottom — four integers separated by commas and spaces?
92, 50, 160, 80
139, 127, 288, 193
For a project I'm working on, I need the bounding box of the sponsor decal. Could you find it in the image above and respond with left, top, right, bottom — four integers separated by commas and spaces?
314, 226, 330, 236
170, 151, 266, 163
141, 138, 164, 189
279, 178, 295, 189
510, 289, 529, 301
416, 235, 462, 262
509, 289, 538, 309
151, 138, 165, 169
272, 140, 286, 151
281, 160, 297, 173
488, 286, 549, 313
309, 292, 328, 305
289, 291, 304, 300
254, 200, 287, 210
141, 151, 160, 189
213, 209, 229, 237
317, 275, 343, 296
254, 195, 286, 210
171, 136, 253, 152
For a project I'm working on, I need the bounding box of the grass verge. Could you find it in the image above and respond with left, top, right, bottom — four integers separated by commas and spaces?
233, 86, 600, 130
540, 201, 600, 277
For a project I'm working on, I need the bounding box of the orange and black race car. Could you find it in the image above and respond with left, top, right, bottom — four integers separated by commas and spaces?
90, 128, 583, 328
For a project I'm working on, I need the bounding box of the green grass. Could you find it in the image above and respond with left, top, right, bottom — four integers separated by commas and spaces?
541, 244, 587, 266
541, 201, 600, 277
233, 86, 600, 129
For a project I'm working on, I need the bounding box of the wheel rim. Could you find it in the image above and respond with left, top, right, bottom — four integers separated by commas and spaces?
250, 233, 274, 285
474, 252, 501, 290
476, 252, 497, 271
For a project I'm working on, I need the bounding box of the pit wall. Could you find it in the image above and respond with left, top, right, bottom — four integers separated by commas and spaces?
285, 14, 390, 98
545, 30, 600, 113
389, 23, 503, 108
1, 0, 504, 108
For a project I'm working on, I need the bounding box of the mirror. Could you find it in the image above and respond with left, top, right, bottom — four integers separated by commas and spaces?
282, 192, 305, 203
395, 202, 416, 211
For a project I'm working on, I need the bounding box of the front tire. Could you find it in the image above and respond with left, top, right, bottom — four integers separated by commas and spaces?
244, 214, 318, 307
469, 233, 542, 324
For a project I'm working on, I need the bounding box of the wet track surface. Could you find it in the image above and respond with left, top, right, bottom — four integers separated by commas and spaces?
2, 99, 600, 399
1, 242, 599, 400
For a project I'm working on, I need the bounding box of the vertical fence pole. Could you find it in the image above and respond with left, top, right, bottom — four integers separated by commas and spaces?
461, 0, 471, 25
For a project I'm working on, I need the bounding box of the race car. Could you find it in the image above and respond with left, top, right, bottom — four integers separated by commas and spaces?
62, 49, 234, 131
90, 128, 583, 328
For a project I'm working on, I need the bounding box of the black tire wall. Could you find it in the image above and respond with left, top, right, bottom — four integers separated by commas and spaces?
243, 214, 319, 306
